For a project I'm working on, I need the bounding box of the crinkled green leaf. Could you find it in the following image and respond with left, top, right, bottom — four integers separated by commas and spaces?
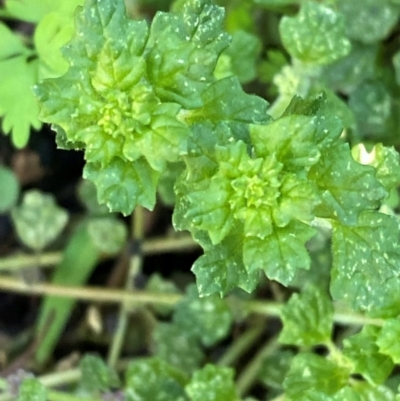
338, 0, 400, 44
173, 284, 232, 346
283, 353, 350, 399
308, 143, 386, 225
35, 0, 196, 215
333, 383, 395, 401
215, 30, 261, 84
0, 57, 41, 148
17, 378, 47, 401
157, 162, 185, 206
182, 76, 270, 137
343, 325, 393, 385
279, 285, 333, 347
279, 2, 351, 65
80, 354, 120, 394
192, 229, 260, 297
125, 358, 188, 401
0, 166, 20, 213
352, 143, 400, 193
5, 0, 82, 23
83, 158, 159, 215
331, 211, 400, 317
153, 322, 204, 374
250, 114, 321, 172
87, 217, 127, 255
258, 349, 294, 390
243, 221, 316, 286
377, 319, 400, 364
11, 190, 68, 251
147, 0, 230, 108
185, 364, 239, 401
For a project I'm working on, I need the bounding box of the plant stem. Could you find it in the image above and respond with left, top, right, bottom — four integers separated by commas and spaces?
217, 324, 265, 367
107, 207, 144, 367
0, 276, 385, 328
0, 234, 197, 272
236, 336, 279, 397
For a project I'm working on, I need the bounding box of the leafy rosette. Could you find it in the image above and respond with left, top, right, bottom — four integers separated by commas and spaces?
35, 0, 230, 215
174, 115, 321, 295
175, 95, 390, 297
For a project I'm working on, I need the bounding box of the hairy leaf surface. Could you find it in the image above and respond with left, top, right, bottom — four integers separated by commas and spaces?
331, 212, 400, 317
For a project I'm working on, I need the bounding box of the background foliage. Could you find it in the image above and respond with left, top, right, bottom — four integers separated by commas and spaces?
1, 0, 400, 400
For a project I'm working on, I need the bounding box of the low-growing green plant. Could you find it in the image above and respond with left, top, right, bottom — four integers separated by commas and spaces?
2, 0, 400, 400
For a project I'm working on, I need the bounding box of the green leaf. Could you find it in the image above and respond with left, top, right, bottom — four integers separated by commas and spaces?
343, 325, 394, 385
11, 190, 68, 251
83, 158, 159, 215
377, 319, 400, 364
0, 22, 29, 60
334, 383, 395, 401
147, 0, 230, 108
250, 114, 321, 172
243, 221, 316, 286
0, 166, 20, 213
34, 12, 75, 76
331, 211, 400, 317
308, 143, 386, 225
393, 51, 400, 86
258, 349, 294, 390
173, 284, 233, 346
337, 0, 400, 44
87, 217, 127, 255
153, 323, 204, 373
215, 30, 261, 84
145, 273, 180, 316
183, 76, 270, 137
279, 285, 333, 347
321, 42, 377, 94
80, 354, 120, 394
157, 162, 185, 206
125, 358, 188, 401
35, 224, 100, 364
5, 0, 83, 23
279, 2, 351, 65
192, 229, 260, 297
17, 379, 47, 401
77, 179, 109, 215
185, 364, 239, 401
351, 143, 400, 193
0, 56, 41, 148
348, 81, 392, 140
283, 353, 350, 399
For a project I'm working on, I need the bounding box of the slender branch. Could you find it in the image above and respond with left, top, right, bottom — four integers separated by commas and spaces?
0, 276, 385, 327
217, 324, 265, 367
0, 234, 198, 272
236, 336, 279, 396
0, 276, 181, 306
108, 207, 145, 367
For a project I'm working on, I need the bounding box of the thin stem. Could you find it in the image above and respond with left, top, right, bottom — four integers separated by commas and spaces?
236, 336, 279, 397
0, 276, 385, 327
107, 207, 145, 367
217, 325, 265, 367
0, 235, 197, 272
0, 276, 181, 306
